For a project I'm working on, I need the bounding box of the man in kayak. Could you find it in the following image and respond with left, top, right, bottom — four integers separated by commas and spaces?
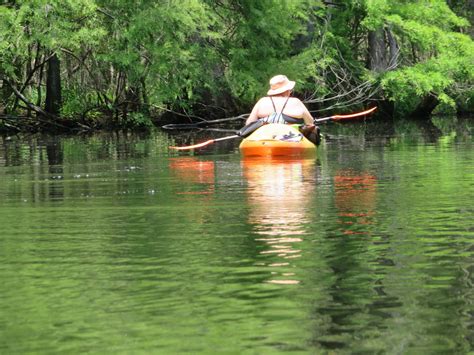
245, 75, 320, 144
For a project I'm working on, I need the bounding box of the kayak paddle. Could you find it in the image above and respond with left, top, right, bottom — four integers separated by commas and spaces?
169, 106, 377, 151
314, 106, 377, 123
169, 135, 240, 150
169, 120, 264, 151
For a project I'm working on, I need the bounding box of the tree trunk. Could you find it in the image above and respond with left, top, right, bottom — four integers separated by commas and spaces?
386, 27, 399, 69
1, 76, 12, 114
45, 53, 62, 115
125, 85, 141, 113
37, 61, 44, 108
368, 29, 387, 72
368, 27, 398, 117
140, 78, 149, 114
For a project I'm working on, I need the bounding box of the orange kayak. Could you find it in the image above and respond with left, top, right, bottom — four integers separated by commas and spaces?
239, 124, 316, 157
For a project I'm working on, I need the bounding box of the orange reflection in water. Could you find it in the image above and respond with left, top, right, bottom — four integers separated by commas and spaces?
243, 157, 316, 285
169, 157, 215, 196
334, 170, 377, 235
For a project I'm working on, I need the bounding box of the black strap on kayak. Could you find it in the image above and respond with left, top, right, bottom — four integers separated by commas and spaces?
282, 115, 304, 124
237, 120, 266, 137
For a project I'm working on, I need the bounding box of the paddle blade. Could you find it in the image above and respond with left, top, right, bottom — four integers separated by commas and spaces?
331, 106, 377, 121
169, 139, 214, 150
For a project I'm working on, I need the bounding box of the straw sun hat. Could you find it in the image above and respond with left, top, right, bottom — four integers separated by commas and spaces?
267, 75, 296, 96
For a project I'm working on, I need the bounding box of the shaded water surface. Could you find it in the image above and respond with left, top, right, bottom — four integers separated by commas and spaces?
0, 120, 472, 353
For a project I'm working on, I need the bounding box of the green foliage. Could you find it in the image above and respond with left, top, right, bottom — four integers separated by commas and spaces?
96, 0, 219, 109
61, 87, 101, 120
122, 112, 153, 130
364, 0, 391, 29
209, 0, 325, 102
0, 0, 472, 128
363, 0, 473, 115
0, 6, 25, 78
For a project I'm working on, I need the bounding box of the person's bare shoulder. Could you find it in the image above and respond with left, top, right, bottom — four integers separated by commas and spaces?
288, 97, 305, 107
255, 97, 267, 106
289, 97, 303, 103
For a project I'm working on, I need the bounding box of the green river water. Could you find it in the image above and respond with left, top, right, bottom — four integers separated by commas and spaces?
0, 118, 472, 354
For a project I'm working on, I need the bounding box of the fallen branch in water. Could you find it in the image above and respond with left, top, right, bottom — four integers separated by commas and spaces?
161, 113, 248, 130
4, 79, 92, 132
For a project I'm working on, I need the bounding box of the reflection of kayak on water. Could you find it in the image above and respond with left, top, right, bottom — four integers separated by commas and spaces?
239, 124, 317, 157
243, 157, 317, 285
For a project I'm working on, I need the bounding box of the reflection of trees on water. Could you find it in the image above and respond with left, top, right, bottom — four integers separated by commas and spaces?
243, 158, 318, 285
334, 170, 377, 236
310, 162, 474, 351
309, 168, 399, 350
46, 140, 64, 202
0, 136, 66, 203
0, 132, 175, 204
